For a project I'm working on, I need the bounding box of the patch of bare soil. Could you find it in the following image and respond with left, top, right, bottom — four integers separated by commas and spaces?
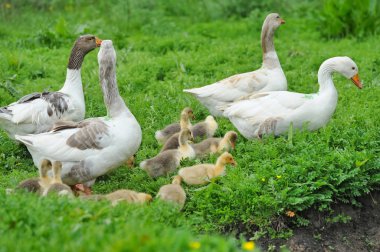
225, 190, 380, 252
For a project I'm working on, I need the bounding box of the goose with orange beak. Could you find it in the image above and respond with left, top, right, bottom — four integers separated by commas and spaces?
220, 56, 363, 139
184, 13, 287, 117
0, 35, 102, 139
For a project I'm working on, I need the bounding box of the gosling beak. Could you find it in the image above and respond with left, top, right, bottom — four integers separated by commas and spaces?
73, 184, 92, 195
280, 18, 285, 24
146, 195, 153, 202
231, 159, 237, 166
74, 184, 84, 191
95, 37, 102, 47
351, 74, 362, 89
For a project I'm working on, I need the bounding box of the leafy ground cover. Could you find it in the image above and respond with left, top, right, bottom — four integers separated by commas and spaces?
0, 1, 379, 251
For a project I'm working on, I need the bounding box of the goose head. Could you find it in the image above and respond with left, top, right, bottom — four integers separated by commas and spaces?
335, 57, 362, 89
98, 40, 116, 66
264, 13, 285, 30
75, 34, 102, 53
320, 57, 362, 89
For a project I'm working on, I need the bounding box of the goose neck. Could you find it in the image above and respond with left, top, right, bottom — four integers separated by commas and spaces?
261, 23, 280, 68
60, 69, 83, 95
100, 63, 127, 118
67, 45, 87, 70
317, 61, 337, 93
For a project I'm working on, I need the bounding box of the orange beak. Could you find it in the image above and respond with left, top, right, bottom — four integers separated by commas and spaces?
95, 37, 102, 47
280, 18, 285, 24
231, 141, 236, 149
231, 159, 237, 166
351, 74, 362, 89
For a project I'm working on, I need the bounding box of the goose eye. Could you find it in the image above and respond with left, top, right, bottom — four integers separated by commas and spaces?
352, 67, 355, 70
276, 16, 280, 19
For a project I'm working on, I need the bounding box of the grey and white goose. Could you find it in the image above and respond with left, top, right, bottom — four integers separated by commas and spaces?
15, 40, 142, 192
0, 35, 102, 139
183, 13, 287, 117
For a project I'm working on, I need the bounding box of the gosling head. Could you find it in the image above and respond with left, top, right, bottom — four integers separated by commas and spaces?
40, 159, 52, 177
220, 152, 237, 166
181, 107, 195, 120
181, 128, 194, 142
138, 193, 153, 203
225, 131, 238, 149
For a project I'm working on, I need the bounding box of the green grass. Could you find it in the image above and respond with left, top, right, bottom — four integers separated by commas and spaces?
0, 1, 379, 251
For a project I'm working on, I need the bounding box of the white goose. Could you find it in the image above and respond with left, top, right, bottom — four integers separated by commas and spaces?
221, 57, 362, 139
183, 13, 286, 116
0, 35, 102, 139
15, 40, 142, 189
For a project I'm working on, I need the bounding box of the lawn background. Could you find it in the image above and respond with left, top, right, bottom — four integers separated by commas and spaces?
0, 0, 379, 251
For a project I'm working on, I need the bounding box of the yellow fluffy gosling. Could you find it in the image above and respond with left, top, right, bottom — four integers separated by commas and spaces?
105, 189, 152, 206
43, 161, 73, 197
156, 175, 186, 209
178, 152, 236, 185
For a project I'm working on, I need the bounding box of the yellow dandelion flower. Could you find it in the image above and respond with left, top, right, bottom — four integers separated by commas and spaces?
286, 210, 295, 217
276, 175, 282, 179
189, 241, 201, 250
5, 3, 12, 9
242, 241, 255, 251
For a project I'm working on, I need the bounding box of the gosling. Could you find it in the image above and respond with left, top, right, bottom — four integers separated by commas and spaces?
156, 175, 186, 209
43, 161, 74, 197
160, 115, 219, 152
16, 159, 53, 194
106, 189, 152, 206
155, 107, 194, 144
191, 131, 237, 157
178, 152, 236, 185
141, 128, 195, 178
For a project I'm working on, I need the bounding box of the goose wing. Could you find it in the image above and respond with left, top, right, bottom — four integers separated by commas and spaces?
184, 70, 269, 102
15, 118, 111, 162
0, 91, 71, 125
